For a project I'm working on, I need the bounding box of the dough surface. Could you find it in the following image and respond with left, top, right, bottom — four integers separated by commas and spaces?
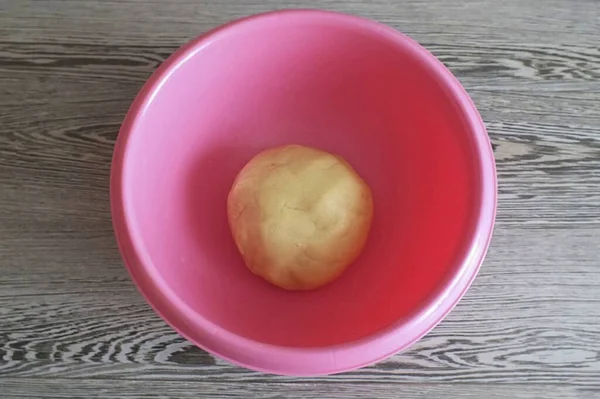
227, 145, 373, 291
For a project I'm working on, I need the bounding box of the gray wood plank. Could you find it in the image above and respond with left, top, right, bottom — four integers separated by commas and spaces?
1, 0, 599, 396
3, 378, 599, 399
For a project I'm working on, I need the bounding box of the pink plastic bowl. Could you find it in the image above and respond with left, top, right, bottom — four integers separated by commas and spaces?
111, 10, 497, 375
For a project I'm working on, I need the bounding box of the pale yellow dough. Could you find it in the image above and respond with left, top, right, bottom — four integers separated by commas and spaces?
227, 145, 373, 291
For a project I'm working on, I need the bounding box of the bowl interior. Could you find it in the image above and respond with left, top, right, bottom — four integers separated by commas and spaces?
121, 13, 483, 348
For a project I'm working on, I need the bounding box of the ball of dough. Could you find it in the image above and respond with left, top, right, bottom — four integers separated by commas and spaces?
227, 145, 373, 291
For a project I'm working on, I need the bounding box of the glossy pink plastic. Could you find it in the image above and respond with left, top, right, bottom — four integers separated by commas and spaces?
111, 10, 497, 375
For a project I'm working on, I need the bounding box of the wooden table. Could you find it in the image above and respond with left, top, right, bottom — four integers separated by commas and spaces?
1, 0, 599, 397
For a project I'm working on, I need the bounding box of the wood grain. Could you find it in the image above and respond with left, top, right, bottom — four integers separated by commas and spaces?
2, 379, 598, 399
1, 0, 600, 397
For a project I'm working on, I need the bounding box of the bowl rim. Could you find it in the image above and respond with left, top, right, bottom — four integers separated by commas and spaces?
111, 9, 497, 376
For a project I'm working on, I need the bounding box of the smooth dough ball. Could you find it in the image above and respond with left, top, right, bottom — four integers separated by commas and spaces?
227, 145, 373, 291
